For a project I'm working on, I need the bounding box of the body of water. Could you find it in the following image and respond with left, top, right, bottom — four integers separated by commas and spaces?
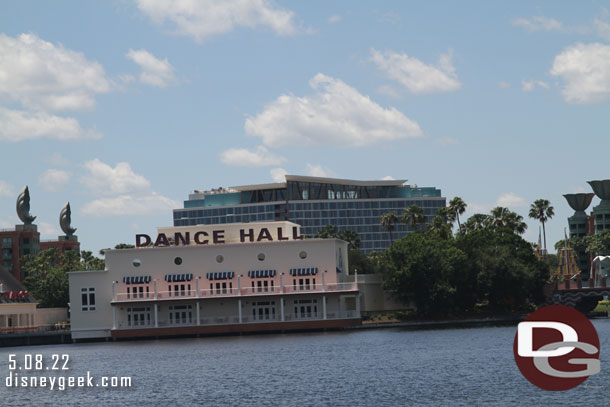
1, 320, 609, 406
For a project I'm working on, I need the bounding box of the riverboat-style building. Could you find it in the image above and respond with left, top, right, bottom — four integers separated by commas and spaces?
68, 221, 360, 340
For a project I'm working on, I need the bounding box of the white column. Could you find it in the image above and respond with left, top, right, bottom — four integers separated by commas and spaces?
355, 294, 360, 317
238, 275, 242, 296
321, 271, 326, 292
280, 298, 285, 321
280, 274, 284, 293
111, 280, 117, 329
112, 280, 116, 301
195, 278, 200, 298
153, 280, 158, 300
196, 301, 201, 325
322, 295, 327, 320
354, 271, 358, 290
17, 314, 21, 327
154, 304, 159, 328
238, 299, 242, 323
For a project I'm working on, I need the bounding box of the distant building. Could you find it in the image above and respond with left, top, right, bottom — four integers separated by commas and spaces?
173, 175, 445, 253
69, 221, 360, 341
1, 186, 79, 281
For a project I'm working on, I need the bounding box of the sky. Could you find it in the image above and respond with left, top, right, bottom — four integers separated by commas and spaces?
1, 1, 610, 254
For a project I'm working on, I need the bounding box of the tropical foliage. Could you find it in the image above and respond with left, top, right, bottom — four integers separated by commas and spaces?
21, 249, 105, 308
528, 199, 554, 252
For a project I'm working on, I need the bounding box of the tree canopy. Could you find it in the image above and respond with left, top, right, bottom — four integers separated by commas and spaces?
21, 249, 105, 308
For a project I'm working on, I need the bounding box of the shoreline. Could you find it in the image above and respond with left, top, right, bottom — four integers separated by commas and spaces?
2, 313, 607, 348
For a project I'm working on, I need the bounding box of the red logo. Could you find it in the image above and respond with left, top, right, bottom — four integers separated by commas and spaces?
513, 305, 600, 391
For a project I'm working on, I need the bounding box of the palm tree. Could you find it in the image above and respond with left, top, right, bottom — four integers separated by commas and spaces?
449, 197, 467, 232
380, 211, 399, 244
461, 213, 490, 234
529, 199, 554, 253
488, 207, 527, 235
401, 204, 426, 230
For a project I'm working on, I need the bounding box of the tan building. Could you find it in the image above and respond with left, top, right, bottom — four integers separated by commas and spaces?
69, 222, 361, 340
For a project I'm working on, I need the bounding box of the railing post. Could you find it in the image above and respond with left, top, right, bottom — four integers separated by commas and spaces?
322, 295, 327, 320
196, 301, 200, 326
322, 271, 326, 292
154, 304, 158, 328
238, 299, 242, 323
153, 279, 158, 300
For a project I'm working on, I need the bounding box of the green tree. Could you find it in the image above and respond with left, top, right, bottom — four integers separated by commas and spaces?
428, 207, 453, 239
585, 229, 610, 255
460, 214, 490, 234
380, 211, 400, 244
528, 199, 554, 252
21, 249, 105, 308
401, 205, 426, 230
315, 225, 361, 250
449, 197, 467, 232
488, 207, 527, 235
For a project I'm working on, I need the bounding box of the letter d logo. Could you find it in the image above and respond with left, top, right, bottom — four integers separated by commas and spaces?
513, 305, 600, 391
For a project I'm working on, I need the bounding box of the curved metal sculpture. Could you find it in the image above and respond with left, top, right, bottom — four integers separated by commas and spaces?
16, 186, 36, 224
60, 202, 77, 237
563, 193, 595, 215
588, 180, 610, 200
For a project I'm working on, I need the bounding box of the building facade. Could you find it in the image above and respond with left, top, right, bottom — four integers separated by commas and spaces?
173, 175, 445, 253
68, 222, 360, 340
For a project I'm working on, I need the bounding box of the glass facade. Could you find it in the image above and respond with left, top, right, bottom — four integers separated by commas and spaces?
174, 177, 445, 253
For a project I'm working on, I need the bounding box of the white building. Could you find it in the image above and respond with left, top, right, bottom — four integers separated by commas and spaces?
68, 222, 360, 340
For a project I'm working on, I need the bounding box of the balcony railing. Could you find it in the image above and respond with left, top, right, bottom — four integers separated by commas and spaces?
114, 311, 359, 330
112, 282, 357, 302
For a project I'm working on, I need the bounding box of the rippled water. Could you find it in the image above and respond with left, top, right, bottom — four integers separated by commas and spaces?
1, 319, 609, 406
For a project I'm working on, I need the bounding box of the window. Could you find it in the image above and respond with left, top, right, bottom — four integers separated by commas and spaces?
127, 307, 151, 327
81, 287, 96, 311
174, 257, 182, 265
299, 251, 307, 259
252, 301, 276, 321
132, 259, 141, 267
216, 255, 224, 263
168, 305, 193, 325
257, 253, 265, 261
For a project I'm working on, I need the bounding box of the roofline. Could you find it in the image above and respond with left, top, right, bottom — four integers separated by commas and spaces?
229, 175, 407, 191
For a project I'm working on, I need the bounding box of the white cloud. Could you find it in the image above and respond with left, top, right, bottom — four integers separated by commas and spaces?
306, 163, 335, 178
219, 146, 286, 167
79, 158, 179, 216
328, 15, 341, 23
245, 73, 423, 148
38, 222, 60, 238
370, 48, 461, 94
0, 108, 103, 142
512, 16, 563, 32
381, 175, 395, 180
126, 49, 176, 87
498, 81, 511, 89
496, 192, 526, 208
551, 43, 610, 103
270, 167, 288, 183
135, 0, 298, 43
0, 33, 111, 112
81, 159, 151, 196
0, 180, 14, 197
38, 169, 71, 192
521, 80, 549, 92
81, 193, 179, 216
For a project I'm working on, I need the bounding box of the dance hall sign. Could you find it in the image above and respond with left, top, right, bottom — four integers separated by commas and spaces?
136, 222, 303, 247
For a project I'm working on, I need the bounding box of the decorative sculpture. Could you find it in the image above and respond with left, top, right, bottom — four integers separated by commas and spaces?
60, 202, 77, 237
16, 186, 36, 224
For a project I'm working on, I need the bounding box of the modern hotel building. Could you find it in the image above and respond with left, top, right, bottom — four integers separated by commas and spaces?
173, 175, 445, 253
68, 222, 360, 340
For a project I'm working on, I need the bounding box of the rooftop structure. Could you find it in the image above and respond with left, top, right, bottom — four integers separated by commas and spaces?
174, 175, 445, 253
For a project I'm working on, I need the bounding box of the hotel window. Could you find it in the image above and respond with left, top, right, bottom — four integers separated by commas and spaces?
252, 301, 276, 321
81, 288, 95, 311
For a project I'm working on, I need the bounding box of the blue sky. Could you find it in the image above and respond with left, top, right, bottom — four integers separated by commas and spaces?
1, 1, 610, 254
